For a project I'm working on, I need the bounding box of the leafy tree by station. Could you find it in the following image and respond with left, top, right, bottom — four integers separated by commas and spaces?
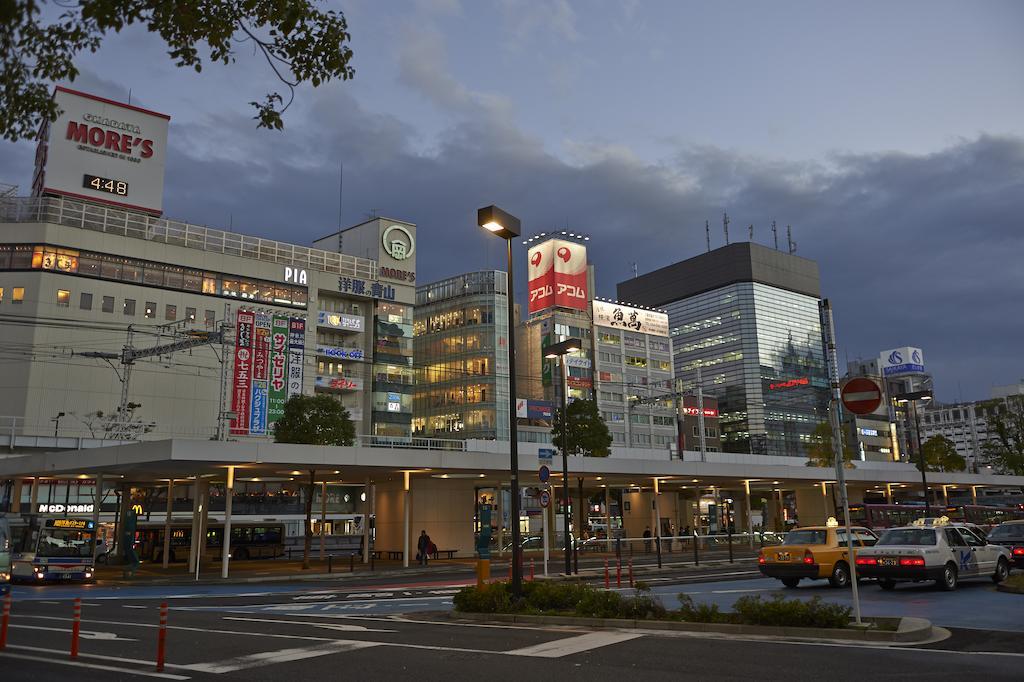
981, 396, 1024, 476
1, 0, 356, 141
552, 399, 612, 458
273, 394, 355, 569
805, 421, 855, 468
919, 435, 966, 473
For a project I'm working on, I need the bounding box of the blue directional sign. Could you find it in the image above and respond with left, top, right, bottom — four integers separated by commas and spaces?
538, 448, 554, 464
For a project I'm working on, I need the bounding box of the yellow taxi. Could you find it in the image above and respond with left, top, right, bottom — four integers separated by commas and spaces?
758, 519, 878, 588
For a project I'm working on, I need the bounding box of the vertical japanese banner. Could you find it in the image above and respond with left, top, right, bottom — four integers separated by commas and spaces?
267, 315, 289, 430
229, 310, 255, 435
249, 313, 271, 435
550, 239, 588, 310
287, 317, 305, 398
526, 240, 555, 314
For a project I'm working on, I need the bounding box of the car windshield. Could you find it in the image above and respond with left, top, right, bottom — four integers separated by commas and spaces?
877, 528, 937, 546
782, 530, 827, 545
987, 524, 1024, 540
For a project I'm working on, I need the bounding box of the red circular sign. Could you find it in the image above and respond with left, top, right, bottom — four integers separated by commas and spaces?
841, 377, 883, 415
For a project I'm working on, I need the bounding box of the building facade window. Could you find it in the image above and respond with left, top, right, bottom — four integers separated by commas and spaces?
205, 310, 216, 328
79, 292, 92, 310
56, 289, 70, 307
145, 302, 156, 319
102, 295, 114, 313
124, 299, 136, 316
186, 307, 196, 322
12, 287, 24, 303
165, 304, 177, 321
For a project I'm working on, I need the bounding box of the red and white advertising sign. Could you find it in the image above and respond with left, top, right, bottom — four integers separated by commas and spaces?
33, 87, 170, 215
230, 310, 255, 435
680, 406, 719, 418
841, 377, 883, 415
527, 239, 588, 314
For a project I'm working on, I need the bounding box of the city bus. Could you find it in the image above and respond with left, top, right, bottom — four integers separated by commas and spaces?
943, 505, 1024, 531
0, 515, 11, 595
11, 517, 96, 582
846, 503, 928, 529
134, 521, 285, 562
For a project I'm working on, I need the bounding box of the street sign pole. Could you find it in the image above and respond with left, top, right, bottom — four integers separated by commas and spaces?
819, 299, 862, 626
538, 449, 554, 577
542, 488, 550, 576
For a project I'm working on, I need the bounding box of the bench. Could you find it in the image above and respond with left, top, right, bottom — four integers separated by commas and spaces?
432, 549, 458, 560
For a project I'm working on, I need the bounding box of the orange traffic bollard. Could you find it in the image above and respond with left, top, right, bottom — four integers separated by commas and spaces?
0, 593, 11, 650
628, 558, 634, 588
507, 562, 512, 581
616, 558, 622, 588
530, 559, 535, 581
70, 597, 81, 659
156, 602, 168, 672
604, 559, 610, 589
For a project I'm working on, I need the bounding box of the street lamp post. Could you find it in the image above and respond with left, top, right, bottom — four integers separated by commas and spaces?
895, 390, 934, 515
544, 337, 583, 576
477, 206, 523, 597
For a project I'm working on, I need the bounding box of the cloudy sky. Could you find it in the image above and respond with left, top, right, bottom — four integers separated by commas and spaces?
3, 1, 1023, 401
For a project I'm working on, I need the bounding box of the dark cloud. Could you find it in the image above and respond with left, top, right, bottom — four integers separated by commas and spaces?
2, 78, 1021, 403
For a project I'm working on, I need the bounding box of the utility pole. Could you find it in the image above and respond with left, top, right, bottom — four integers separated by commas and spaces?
771, 220, 778, 250
748, 224, 754, 241
723, 212, 730, 245
787, 225, 796, 254
705, 220, 711, 252
696, 366, 707, 463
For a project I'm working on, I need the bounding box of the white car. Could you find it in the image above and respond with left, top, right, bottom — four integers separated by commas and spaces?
855, 523, 1012, 591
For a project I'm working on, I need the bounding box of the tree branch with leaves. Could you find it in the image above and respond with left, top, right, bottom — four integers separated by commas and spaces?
1, 0, 355, 141
552, 399, 612, 458
981, 396, 1024, 476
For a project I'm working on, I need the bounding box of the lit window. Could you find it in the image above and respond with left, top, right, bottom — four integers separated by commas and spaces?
145, 302, 156, 319
0, 287, 4, 303
165, 304, 177, 321
56, 289, 70, 307
186, 307, 196, 322
12, 287, 24, 304
124, 299, 136, 316
101, 296, 114, 313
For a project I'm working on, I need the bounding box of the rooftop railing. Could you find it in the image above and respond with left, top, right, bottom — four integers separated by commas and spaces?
0, 195, 378, 279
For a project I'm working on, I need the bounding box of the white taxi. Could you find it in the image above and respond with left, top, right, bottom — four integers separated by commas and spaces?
854, 517, 1012, 591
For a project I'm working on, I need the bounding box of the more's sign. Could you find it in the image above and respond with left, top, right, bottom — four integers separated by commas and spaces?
33, 87, 170, 215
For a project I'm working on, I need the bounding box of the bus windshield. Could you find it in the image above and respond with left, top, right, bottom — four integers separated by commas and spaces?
36, 526, 95, 558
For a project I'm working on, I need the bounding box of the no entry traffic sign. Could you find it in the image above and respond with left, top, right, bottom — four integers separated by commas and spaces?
841, 377, 883, 415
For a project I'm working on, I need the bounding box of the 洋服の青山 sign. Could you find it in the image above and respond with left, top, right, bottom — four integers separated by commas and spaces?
769, 377, 809, 390
527, 238, 588, 314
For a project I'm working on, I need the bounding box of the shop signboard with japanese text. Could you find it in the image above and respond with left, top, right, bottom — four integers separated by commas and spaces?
527, 239, 588, 314
248, 313, 271, 435
287, 318, 305, 398
33, 87, 170, 215
230, 310, 255, 435
267, 315, 289, 429
592, 300, 668, 337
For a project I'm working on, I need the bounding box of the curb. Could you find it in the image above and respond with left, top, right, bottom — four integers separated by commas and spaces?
536, 559, 755, 582
996, 583, 1024, 595
93, 564, 469, 587
448, 612, 934, 643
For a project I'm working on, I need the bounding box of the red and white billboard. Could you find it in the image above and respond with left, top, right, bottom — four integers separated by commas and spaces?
230, 310, 255, 436
32, 87, 170, 215
527, 238, 588, 314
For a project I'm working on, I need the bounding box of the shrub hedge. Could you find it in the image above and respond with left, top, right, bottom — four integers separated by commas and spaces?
453, 581, 853, 629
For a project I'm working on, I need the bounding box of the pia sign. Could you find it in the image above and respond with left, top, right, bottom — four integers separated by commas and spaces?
879, 346, 924, 377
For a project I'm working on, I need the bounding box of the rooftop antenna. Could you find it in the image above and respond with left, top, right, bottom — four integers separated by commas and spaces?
705, 220, 711, 252
127, 88, 132, 105
787, 225, 796, 254
771, 220, 778, 250
723, 212, 730, 245
631, 262, 638, 279
748, 223, 754, 241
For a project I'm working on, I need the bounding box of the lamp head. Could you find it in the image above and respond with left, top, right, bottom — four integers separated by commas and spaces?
477, 205, 521, 240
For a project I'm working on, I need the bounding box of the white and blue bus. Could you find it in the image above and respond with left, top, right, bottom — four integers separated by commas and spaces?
0, 515, 11, 595
12, 517, 96, 583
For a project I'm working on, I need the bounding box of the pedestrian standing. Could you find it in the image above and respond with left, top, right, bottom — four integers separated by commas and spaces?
642, 526, 652, 553
417, 530, 432, 566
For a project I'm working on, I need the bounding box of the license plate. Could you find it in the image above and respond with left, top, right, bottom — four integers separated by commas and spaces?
776, 552, 790, 561
878, 557, 898, 567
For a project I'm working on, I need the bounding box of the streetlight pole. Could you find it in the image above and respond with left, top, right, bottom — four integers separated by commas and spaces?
543, 337, 583, 576
894, 390, 933, 516
478, 206, 523, 597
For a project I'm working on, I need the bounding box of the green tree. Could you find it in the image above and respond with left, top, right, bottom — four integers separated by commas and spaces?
273, 394, 355, 569
1, 0, 355, 141
805, 421, 855, 468
552, 399, 612, 458
981, 396, 1024, 475
919, 435, 966, 472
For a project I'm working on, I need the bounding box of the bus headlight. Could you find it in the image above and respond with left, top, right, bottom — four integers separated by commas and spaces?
84, 571, 93, 579
35, 571, 45, 579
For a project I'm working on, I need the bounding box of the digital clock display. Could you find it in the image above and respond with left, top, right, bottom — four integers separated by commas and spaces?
83, 174, 128, 196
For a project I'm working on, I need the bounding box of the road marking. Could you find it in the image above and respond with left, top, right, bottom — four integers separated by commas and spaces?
178, 641, 380, 673
223, 616, 397, 632
124, 604, 148, 609
0, 651, 190, 679
9, 623, 138, 640
504, 631, 644, 658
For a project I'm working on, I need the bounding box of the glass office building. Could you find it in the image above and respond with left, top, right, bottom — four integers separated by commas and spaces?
412, 271, 510, 440
618, 243, 829, 457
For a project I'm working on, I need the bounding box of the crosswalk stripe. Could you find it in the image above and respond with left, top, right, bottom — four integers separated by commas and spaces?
179, 641, 381, 673
504, 631, 643, 658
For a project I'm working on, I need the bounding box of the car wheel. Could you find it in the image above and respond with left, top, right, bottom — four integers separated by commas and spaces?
992, 558, 1010, 584
828, 561, 851, 588
937, 563, 958, 591
781, 577, 800, 588
878, 579, 897, 591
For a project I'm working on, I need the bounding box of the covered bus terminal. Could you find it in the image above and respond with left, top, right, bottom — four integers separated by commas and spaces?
3, 437, 1024, 578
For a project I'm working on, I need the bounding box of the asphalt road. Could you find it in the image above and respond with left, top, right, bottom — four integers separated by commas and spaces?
2, 566, 1022, 680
